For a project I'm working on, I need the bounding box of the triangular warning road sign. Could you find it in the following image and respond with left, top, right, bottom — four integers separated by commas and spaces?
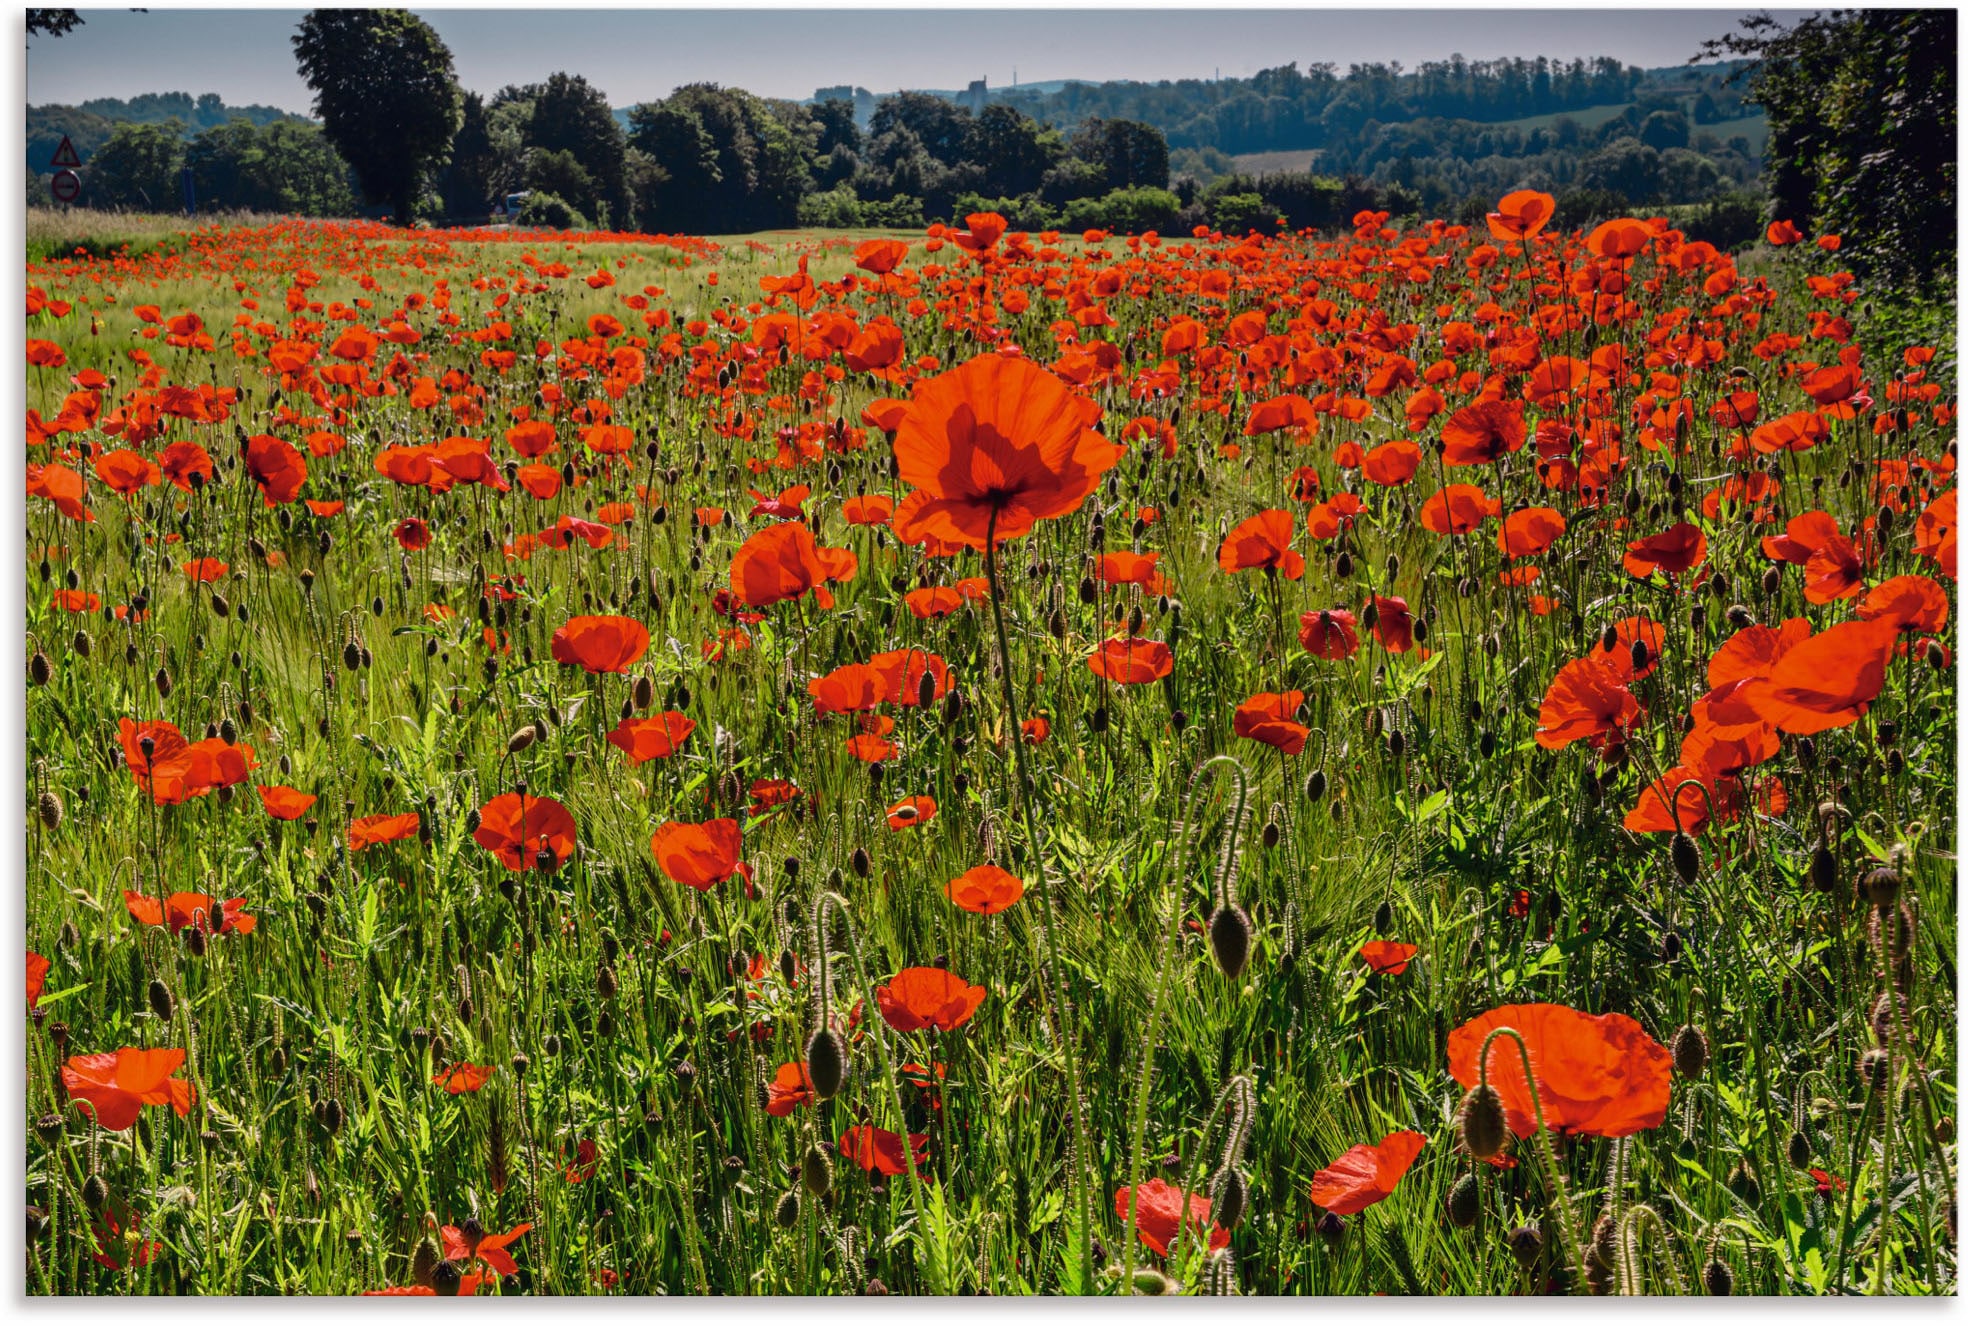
50, 135, 81, 169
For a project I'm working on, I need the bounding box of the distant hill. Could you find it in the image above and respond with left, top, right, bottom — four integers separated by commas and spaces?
28, 93, 311, 174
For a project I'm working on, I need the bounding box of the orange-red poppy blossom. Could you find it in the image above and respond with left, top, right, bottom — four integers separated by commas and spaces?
1310, 1130, 1425, 1214
1623, 522, 1708, 579
946, 864, 1025, 915
877, 967, 988, 1033
1420, 484, 1498, 535
1535, 657, 1640, 751
885, 795, 938, 830
1217, 509, 1305, 579
28, 952, 48, 1009
606, 712, 697, 763
257, 785, 316, 821
1087, 635, 1174, 683
442, 1221, 531, 1279
1233, 690, 1310, 755
62, 1047, 195, 1131
349, 812, 420, 851
1447, 1003, 1672, 1138
839, 1125, 929, 1177
1299, 609, 1360, 660
124, 890, 256, 936
651, 819, 743, 890
1738, 616, 1899, 734
473, 792, 577, 872
1114, 1179, 1230, 1257
1486, 189, 1555, 241
891, 353, 1122, 551
434, 1063, 496, 1095
1360, 940, 1420, 976
551, 615, 650, 674
765, 1062, 816, 1116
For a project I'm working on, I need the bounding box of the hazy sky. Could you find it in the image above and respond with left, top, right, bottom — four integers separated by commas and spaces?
28, 7, 1777, 113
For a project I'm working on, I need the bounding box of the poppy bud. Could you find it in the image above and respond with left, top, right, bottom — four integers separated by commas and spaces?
82, 1174, 108, 1212
1928, 639, 1948, 671
805, 1026, 848, 1099
863, 1278, 889, 1296
1261, 820, 1280, 849
1315, 1211, 1345, 1246
775, 1190, 801, 1229
1702, 1258, 1734, 1296
185, 925, 208, 958
1048, 608, 1068, 639
1458, 1084, 1508, 1161
1208, 904, 1252, 980
155, 665, 173, 698
1796, 737, 1817, 771
1506, 1223, 1542, 1269
319, 1098, 345, 1137
1726, 1160, 1760, 1204
26, 1205, 48, 1243
73, 630, 92, 659
1862, 866, 1901, 907
1670, 832, 1700, 885
1670, 1024, 1709, 1078
1937, 1115, 1956, 1145
851, 846, 871, 878
1761, 565, 1782, 595
1372, 899, 1393, 934
342, 641, 362, 672
1446, 1173, 1479, 1229
802, 1141, 834, 1197
1360, 600, 1379, 631
542, 1033, 562, 1059
28, 651, 50, 687
1336, 551, 1353, 580
596, 965, 619, 1000
1214, 1167, 1249, 1229
1078, 576, 1097, 606
430, 1259, 463, 1297
1304, 770, 1327, 802
916, 669, 938, 710
147, 978, 174, 1023
506, 726, 535, 755
1090, 705, 1109, 733
37, 790, 62, 832
1787, 1129, 1811, 1168
596, 1009, 616, 1038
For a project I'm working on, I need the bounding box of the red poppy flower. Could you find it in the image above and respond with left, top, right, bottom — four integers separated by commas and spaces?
394, 518, 431, 551
1859, 574, 1948, 634
1810, 1168, 1848, 1198
1362, 441, 1422, 487
809, 662, 885, 715
765, 1062, 815, 1117
1217, 509, 1305, 579
1591, 616, 1666, 682
749, 778, 803, 813
651, 819, 743, 890
853, 238, 909, 275
1113, 1178, 1229, 1257
1441, 400, 1526, 466
1420, 484, 1498, 535
124, 890, 256, 936
869, 648, 950, 707
839, 1125, 929, 1177
441, 1220, 531, 1278
877, 967, 988, 1033
62, 1047, 195, 1131
1535, 657, 1640, 751
1360, 941, 1420, 976
348, 812, 420, 851
1233, 690, 1309, 754
1367, 594, 1414, 653
1299, 608, 1360, 660
891, 353, 1122, 550
434, 1063, 496, 1095
1087, 636, 1174, 683
51, 589, 99, 613
89, 1204, 164, 1272
906, 586, 965, 618
729, 520, 836, 609
1099, 550, 1164, 588
28, 951, 49, 1009
606, 712, 696, 763
1623, 522, 1707, 579
1497, 506, 1567, 558
842, 493, 894, 526
257, 785, 317, 820
885, 795, 938, 830
1486, 189, 1555, 241
946, 864, 1025, 915
551, 615, 650, 674
473, 792, 577, 872
1310, 1130, 1426, 1214
1447, 1004, 1672, 1139
1243, 394, 1317, 436
1739, 616, 1899, 734
244, 433, 307, 506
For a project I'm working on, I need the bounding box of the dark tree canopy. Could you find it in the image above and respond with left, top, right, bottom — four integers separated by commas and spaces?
526, 72, 632, 229
1699, 9, 1957, 291
291, 8, 462, 224
26, 9, 83, 40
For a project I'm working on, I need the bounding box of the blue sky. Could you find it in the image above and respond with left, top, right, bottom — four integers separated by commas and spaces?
29, 8, 1782, 113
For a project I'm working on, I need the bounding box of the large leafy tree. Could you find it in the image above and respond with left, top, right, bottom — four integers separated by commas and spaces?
527, 73, 631, 229
1698, 9, 1956, 291
291, 9, 461, 224
85, 121, 185, 210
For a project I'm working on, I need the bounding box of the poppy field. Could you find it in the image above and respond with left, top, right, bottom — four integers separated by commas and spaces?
22, 200, 1958, 1296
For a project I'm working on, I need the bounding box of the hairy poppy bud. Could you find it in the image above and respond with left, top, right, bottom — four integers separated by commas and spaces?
596, 965, 618, 1000
319, 1098, 345, 1137
1315, 1210, 1345, 1246
802, 1141, 834, 1197
1862, 866, 1900, 907
1446, 1173, 1480, 1229
1670, 1024, 1709, 1078
863, 1278, 889, 1296
1726, 1160, 1760, 1204
851, 846, 871, 878
73, 630, 92, 659
430, 1259, 463, 1297
1810, 841, 1837, 892
185, 925, 208, 958
82, 1174, 108, 1212
596, 1009, 615, 1038
1261, 820, 1280, 849
1703, 1258, 1734, 1296
505, 726, 535, 755
1670, 832, 1700, 885
147, 978, 174, 1023
1761, 565, 1782, 595
775, 1190, 801, 1228
1208, 904, 1252, 980
1213, 1167, 1249, 1229
1458, 1084, 1508, 1161
1372, 899, 1393, 935
155, 665, 172, 698
1506, 1223, 1542, 1269
28, 651, 50, 687
805, 1026, 848, 1100
1304, 769, 1327, 802
38, 790, 62, 831
779, 950, 797, 985
26, 1205, 47, 1242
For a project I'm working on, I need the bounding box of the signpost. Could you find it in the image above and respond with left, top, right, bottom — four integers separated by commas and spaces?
49, 134, 82, 205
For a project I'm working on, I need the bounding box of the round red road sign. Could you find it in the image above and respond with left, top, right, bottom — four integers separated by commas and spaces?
50, 170, 80, 204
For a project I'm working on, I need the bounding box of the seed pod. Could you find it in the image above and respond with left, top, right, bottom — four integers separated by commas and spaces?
28, 651, 51, 686
1446, 1173, 1480, 1228
775, 1190, 801, 1228
430, 1260, 463, 1296
596, 964, 619, 1000
1670, 832, 1700, 884
73, 630, 91, 658
1862, 866, 1900, 906
1670, 1024, 1709, 1078
33, 1114, 62, 1147
506, 726, 536, 755
1208, 904, 1252, 980
805, 1026, 848, 1099
1458, 1084, 1508, 1161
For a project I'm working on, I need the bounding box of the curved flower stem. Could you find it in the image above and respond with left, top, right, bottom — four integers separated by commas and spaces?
1168, 1075, 1254, 1274
982, 513, 1095, 1293
1478, 1026, 1588, 1287
1617, 1203, 1689, 1295
1120, 755, 1249, 1291
810, 889, 947, 1294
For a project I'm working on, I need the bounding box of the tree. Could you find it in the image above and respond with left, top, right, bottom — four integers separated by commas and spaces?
869, 91, 971, 166
1070, 118, 1169, 192
185, 119, 356, 216
1699, 9, 1956, 291
291, 9, 461, 224
86, 121, 184, 210
26, 9, 82, 41
966, 104, 1061, 198
528, 72, 630, 229
441, 92, 497, 216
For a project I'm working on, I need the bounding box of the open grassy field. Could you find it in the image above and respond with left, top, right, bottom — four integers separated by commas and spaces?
23, 206, 1957, 1297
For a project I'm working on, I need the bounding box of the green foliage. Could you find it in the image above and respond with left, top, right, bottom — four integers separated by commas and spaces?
513, 190, 587, 231
527, 73, 633, 230
1701, 9, 1957, 291
1061, 185, 1181, 235
1206, 191, 1270, 235
291, 8, 463, 224
83, 121, 185, 211
182, 119, 357, 218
